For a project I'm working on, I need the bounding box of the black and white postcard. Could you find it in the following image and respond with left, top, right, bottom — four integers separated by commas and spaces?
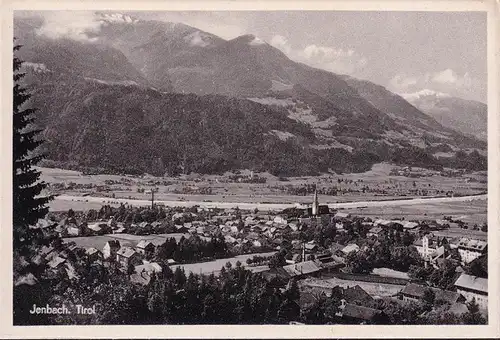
2, 0, 499, 338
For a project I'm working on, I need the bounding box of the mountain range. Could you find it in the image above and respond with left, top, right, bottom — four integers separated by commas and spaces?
400, 89, 487, 141
13, 13, 487, 176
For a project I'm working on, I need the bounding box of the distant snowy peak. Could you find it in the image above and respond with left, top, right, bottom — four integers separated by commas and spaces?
184, 31, 215, 47
99, 13, 139, 25
400, 89, 451, 102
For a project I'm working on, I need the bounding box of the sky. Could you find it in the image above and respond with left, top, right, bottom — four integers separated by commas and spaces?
17, 10, 487, 102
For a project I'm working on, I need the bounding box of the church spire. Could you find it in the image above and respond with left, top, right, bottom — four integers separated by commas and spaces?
312, 184, 319, 216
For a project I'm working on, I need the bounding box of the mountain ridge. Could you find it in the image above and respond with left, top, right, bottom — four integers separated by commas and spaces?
13, 14, 487, 175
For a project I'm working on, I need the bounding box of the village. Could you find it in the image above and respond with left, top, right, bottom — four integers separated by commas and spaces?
20, 187, 488, 325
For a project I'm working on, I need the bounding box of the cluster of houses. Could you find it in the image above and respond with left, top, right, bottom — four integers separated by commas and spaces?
294, 270, 488, 325
412, 234, 487, 267
20, 190, 488, 320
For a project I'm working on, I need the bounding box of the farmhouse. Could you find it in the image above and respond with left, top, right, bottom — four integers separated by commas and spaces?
400, 283, 464, 304
85, 247, 102, 262
341, 244, 360, 255
342, 285, 374, 305
116, 246, 141, 269
367, 226, 382, 237
340, 303, 388, 324
136, 240, 155, 257
454, 273, 488, 310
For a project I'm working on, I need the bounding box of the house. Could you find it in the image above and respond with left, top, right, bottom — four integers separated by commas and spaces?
298, 291, 327, 309
136, 240, 155, 257
14, 273, 38, 287
47, 256, 66, 270
273, 216, 288, 225
134, 262, 162, 275
224, 235, 238, 244
85, 247, 102, 262
286, 253, 302, 264
175, 225, 189, 233
456, 238, 487, 264
403, 221, 419, 230
116, 246, 141, 269
282, 261, 321, 279
454, 273, 488, 310
54, 225, 67, 237
261, 267, 291, 287
252, 240, 262, 248
87, 223, 104, 235
304, 243, 318, 253
340, 303, 387, 324
103, 240, 121, 260
373, 219, 392, 227
343, 285, 374, 305
66, 225, 80, 236
341, 244, 360, 255
113, 226, 126, 234
334, 212, 351, 220
367, 226, 383, 237
400, 283, 464, 305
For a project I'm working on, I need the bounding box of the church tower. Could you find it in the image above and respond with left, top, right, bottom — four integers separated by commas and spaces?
312, 185, 319, 216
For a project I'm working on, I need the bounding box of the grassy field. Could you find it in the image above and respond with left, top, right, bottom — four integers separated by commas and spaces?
170, 252, 275, 276
350, 199, 487, 225
41, 163, 486, 208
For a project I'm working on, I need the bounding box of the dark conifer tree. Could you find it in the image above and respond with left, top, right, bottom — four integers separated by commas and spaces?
13, 43, 52, 251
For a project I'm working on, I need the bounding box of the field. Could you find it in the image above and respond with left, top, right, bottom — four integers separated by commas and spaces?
300, 276, 404, 298
63, 233, 190, 250
170, 252, 275, 276
42, 163, 487, 213
349, 199, 487, 225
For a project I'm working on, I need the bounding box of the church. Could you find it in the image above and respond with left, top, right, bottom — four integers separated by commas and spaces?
306, 186, 330, 217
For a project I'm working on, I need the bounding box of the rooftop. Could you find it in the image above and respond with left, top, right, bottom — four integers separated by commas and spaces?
454, 273, 488, 293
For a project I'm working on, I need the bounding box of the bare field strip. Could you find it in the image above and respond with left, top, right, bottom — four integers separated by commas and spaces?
51, 193, 487, 212
300, 277, 404, 298
170, 252, 275, 276
63, 233, 190, 249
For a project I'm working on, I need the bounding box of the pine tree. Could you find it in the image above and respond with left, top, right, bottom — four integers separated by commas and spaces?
13, 43, 52, 250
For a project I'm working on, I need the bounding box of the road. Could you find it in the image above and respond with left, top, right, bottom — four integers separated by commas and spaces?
54, 193, 487, 211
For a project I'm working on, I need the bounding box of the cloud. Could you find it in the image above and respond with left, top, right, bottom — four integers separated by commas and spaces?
388, 68, 477, 99
35, 11, 103, 42
432, 68, 472, 88
389, 74, 418, 92
270, 35, 367, 76
270, 35, 291, 54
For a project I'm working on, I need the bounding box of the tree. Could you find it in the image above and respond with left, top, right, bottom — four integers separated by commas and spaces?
462, 298, 486, 324
13, 44, 52, 250
422, 288, 436, 310
465, 254, 487, 278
